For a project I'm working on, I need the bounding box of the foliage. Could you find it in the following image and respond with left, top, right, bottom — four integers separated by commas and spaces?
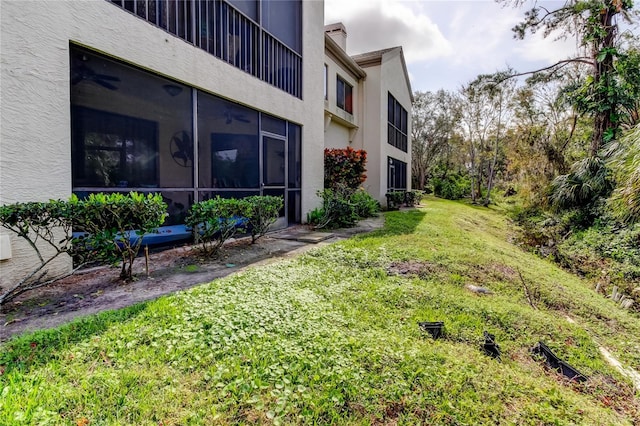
411, 90, 461, 190
0, 192, 166, 303
404, 190, 423, 207
244, 195, 283, 243
432, 173, 471, 200
185, 196, 249, 257
0, 200, 79, 305
607, 125, 640, 223
384, 191, 405, 210
73, 192, 167, 280
324, 147, 367, 192
456, 77, 515, 205
511, 201, 640, 308
549, 156, 614, 212
308, 186, 360, 229
307, 187, 379, 229
349, 188, 380, 218
506, 0, 637, 155
3, 198, 640, 424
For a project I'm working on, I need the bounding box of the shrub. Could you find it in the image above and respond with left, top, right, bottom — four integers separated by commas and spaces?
385, 191, 405, 210
350, 189, 380, 218
432, 174, 470, 200
0, 200, 78, 305
0, 192, 167, 304
404, 190, 423, 207
73, 192, 167, 280
308, 187, 359, 229
244, 195, 283, 243
324, 147, 367, 191
186, 197, 249, 256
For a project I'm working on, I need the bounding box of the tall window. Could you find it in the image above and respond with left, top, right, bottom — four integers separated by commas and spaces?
388, 92, 408, 152
336, 76, 353, 114
387, 157, 407, 191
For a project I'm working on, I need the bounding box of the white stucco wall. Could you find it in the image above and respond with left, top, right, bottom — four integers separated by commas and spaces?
357, 65, 383, 203
0, 0, 324, 285
324, 122, 351, 149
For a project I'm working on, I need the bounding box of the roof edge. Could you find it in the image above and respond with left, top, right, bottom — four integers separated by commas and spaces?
324, 34, 367, 80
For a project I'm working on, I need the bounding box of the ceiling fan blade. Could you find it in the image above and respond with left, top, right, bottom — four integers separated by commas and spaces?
95, 79, 118, 91
95, 74, 120, 82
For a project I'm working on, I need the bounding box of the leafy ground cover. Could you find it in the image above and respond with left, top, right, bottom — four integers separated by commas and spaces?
1, 197, 639, 424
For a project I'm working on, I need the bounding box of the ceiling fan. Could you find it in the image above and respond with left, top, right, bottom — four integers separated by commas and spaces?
224, 108, 251, 124
71, 55, 120, 91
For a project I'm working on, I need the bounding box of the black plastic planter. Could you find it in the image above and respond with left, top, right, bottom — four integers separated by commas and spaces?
482, 331, 501, 360
418, 321, 444, 339
531, 341, 588, 383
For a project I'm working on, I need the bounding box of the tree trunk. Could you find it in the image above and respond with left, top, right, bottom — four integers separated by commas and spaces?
590, 6, 615, 156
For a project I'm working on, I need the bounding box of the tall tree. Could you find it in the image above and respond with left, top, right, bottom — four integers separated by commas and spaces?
411, 90, 460, 190
504, 0, 636, 155
457, 77, 514, 204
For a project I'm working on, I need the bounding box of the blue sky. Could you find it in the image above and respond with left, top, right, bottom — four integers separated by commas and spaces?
324, 0, 581, 93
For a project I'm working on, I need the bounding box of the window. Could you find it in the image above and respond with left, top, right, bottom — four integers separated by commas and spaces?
387, 157, 407, 191
71, 45, 303, 225
323, 64, 328, 100
72, 107, 158, 188
109, 0, 302, 98
336, 76, 353, 114
388, 93, 408, 152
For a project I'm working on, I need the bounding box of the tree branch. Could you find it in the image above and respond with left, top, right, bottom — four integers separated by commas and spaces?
493, 58, 593, 85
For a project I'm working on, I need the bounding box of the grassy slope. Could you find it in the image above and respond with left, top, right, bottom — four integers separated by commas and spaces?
1, 197, 639, 425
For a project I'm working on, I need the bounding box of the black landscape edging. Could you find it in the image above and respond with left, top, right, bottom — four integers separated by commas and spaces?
418, 321, 444, 339
531, 341, 588, 383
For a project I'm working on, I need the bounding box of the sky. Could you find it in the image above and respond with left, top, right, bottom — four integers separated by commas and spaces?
323, 0, 582, 93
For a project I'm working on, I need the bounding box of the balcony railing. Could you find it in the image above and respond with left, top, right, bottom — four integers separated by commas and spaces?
109, 0, 302, 98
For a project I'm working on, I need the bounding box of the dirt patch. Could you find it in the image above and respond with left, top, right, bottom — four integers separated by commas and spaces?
386, 261, 442, 279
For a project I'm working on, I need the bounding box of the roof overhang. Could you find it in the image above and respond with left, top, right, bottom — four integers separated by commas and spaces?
324, 34, 367, 80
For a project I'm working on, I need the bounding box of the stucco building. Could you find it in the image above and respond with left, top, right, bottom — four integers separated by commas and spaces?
0, 0, 324, 283
0, 4, 414, 287
324, 23, 413, 204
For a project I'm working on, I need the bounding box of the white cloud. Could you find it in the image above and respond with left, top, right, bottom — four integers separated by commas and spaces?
324, 0, 453, 63
323, 0, 582, 92
513, 31, 581, 64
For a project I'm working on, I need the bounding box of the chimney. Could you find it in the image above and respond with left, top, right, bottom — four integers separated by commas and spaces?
324, 22, 347, 52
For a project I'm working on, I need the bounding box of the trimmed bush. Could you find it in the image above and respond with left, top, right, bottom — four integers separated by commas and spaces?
0, 200, 78, 305
0, 192, 167, 304
73, 192, 167, 280
404, 190, 423, 207
244, 195, 283, 243
385, 191, 405, 210
308, 187, 379, 229
308, 187, 359, 229
186, 197, 249, 256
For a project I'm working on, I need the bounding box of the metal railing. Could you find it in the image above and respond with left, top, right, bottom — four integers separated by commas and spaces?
109, 0, 302, 98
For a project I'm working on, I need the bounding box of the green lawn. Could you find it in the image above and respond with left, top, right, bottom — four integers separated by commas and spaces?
2, 197, 639, 425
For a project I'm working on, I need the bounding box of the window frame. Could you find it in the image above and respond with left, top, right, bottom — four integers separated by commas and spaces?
387, 92, 408, 152
336, 75, 353, 114
387, 157, 407, 191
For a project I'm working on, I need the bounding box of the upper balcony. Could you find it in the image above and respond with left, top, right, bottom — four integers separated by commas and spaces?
108, 0, 302, 98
